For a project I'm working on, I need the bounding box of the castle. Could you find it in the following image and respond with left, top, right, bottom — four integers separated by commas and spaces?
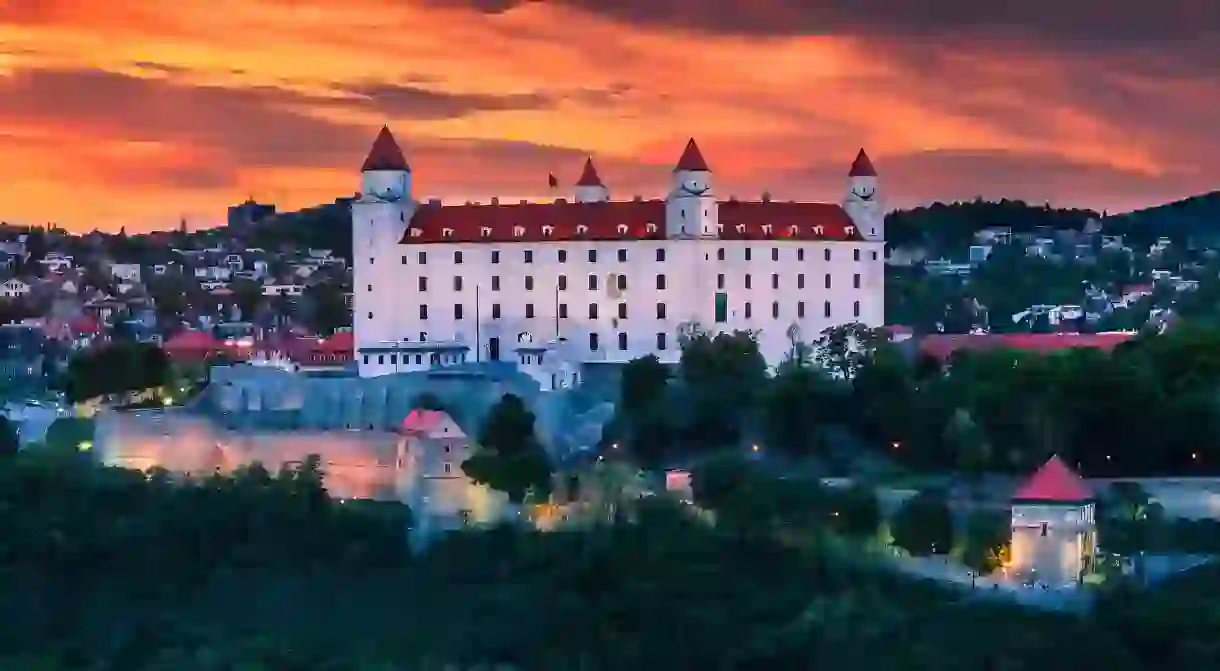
352, 127, 886, 377
1009, 456, 1098, 585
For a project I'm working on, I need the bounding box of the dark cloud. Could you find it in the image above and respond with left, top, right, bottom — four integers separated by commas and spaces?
0, 68, 581, 170
459, 0, 1220, 68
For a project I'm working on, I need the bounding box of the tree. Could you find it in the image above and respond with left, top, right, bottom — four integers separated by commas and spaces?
676, 330, 767, 450
822, 484, 882, 539
761, 366, 845, 459
814, 323, 888, 379
0, 416, 18, 457
462, 394, 552, 503
960, 510, 1010, 574
615, 355, 673, 465
944, 408, 992, 497
65, 342, 170, 402
890, 488, 954, 556
304, 281, 350, 336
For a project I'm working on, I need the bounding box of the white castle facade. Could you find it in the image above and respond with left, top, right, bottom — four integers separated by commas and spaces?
352, 127, 885, 378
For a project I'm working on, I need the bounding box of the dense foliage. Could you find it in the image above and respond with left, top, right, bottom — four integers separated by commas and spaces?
64, 341, 171, 403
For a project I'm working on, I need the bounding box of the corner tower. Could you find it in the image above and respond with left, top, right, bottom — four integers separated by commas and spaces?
843, 149, 883, 242
665, 138, 718, 238
574, 158, 609, 203
352, 126, 414, 351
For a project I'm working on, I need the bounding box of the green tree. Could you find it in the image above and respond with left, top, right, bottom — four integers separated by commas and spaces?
890, 488, 954, 556
822, 484, 882, 539
676, 330, 767, 450
0, 415, 18, 457
761, 365, 845, 458
615, 355, 673, 465
960, 510, 1010, 574
814, 323, 888, 379
945, 407, 992, 496
462, 394, 552, 503
304, 281, 350, 336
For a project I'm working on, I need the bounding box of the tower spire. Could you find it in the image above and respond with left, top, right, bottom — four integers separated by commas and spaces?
674, 138, 710, 172
849, 148, 876, 177
575, 158, 604, 187
361, 126, 410, 172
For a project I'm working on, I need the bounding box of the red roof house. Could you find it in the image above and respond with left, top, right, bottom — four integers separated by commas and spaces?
163, 330, 223, 360
920, 332, 1136, 361
1012, 455, 1093, 502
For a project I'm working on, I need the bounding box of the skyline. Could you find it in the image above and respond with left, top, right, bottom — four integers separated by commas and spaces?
1, 0, 1218, 232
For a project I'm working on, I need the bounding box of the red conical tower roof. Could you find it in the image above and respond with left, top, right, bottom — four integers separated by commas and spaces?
361, 125, 410, 172
674, 138, 710, 172
1012, 455, 1093, 502
849, 148, 876, 177
575, 158, 604, 187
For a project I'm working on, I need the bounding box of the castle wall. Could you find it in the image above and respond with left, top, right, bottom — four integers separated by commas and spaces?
1010, 502, 1096, 584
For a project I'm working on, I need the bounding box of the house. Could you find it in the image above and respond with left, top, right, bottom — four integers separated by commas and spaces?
0, 324, 46, 380
0, 278, 31, 298
109, 263, 141, 283
919, 332, 1137, 362
1009, 456, 1097, 586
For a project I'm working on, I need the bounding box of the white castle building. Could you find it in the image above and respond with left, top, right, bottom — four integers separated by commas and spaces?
352, 126, 885, 377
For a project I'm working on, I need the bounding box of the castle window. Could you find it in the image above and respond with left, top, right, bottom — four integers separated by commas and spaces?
401, 255, 407, 265
798, 301, 806, 318
420, 332, 428, 341
618, 249, 628, 262
367, 284, 373, 292
772, 301, 779, 319
418, 277, 428, 291
797, 249, 805, 261
492, 303, 501, 319
558, 249, 567, 263
558, 275, 568, 291
455, 251, 464, 264
589, 304, 598, 319
656, 274, 666, 290
1040, 523, 1048, 537
744, 274, 752, 289
492, 276, 500, 291
656, 302, 666, 319
378, 355, 384, 364
772, 274, 779, 289
526, 304, 535, 319
854, 248, 861, 262
744, 248, 752, 261
824, 249, 831, 261
772, 248, 779, 261
616, 274, 627, 291
454, 276, 463, 291
717, 248, 725, 261
492, 250, 500, 264
744, 302, 752, 319
369, 257, 374, 265
363, 355, 369, 364
825, 274, 832, 289
525, 276, 534, 291
455, 304, 464, 320
589, 333, 599, 351
525, 250, 534, 263
617, 303, 627, 319
656, 333, 667, 350
420, 305, 428, 319
824, 301, 831, 318
717, 274, 725, 290
419, 251, 427, 264
367, 312, 373, 319
559, 303, 568, 318
853, 273, 861, 289
798, 274, 805, 289
589, 275, 598, 290
656, 248, 666, 262
872, 250, 878, 261
588, 249, 597, 263
618, 332, 628, 350
853, 301, 861, 318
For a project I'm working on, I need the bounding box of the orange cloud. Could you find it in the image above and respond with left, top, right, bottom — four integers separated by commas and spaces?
0, 0, 1216, 231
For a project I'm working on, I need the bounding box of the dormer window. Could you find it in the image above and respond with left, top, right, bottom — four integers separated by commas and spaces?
812, 225, 824, 236
761, 224, 772, 235
513, 225, 525, 237
789, 225, 799, 236
409, 228, 422, 238
542, 225, 554, 236
481, 227, 492, 237
735, 224, 745, 234
441, 227, 454, 237
645, 223, 657, 233
845, 225, 856, 237
576, 224, 588, 235
616, 224, 628, 235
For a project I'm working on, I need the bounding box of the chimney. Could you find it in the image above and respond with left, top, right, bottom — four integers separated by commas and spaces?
728, 195, 737, 202
519, 199, 528, 204
490, 197, 499, 206
555, 197, 567, 204
428, 198, 442, 206
761, 191, 772, 203
633, 195, 643, 202
464, 200, 472, 205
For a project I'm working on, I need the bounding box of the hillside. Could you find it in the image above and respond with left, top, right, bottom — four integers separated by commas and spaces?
1105, 190, 1220, 245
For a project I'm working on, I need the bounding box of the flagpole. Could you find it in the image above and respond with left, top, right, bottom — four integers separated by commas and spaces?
554, 284, 560, 340
475, 284, 481, 362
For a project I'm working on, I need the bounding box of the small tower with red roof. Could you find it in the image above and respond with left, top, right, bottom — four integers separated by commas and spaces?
352, 126, 415, 355
842, 148, 884, 242
665, 138, 718, 239
1009, 455, 1098, 585
573, 157, 609, 203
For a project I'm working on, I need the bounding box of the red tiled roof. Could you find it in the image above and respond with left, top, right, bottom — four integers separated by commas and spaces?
575, 158, 604, 187
849, 149, 876, 177
69, 314, 101, 335
361, 126, 409, 172
674, 138, 710, 172
400, 408, 449, 434
397, 199, 862, 244
163, 330, 221, 352
1012, 455, 1093, 502
920, 332, 1136, 361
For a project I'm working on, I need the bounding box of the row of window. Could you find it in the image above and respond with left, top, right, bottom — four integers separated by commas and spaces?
383, 272, 863, 293
369, 300, 862, 322
395, 247, 879, 265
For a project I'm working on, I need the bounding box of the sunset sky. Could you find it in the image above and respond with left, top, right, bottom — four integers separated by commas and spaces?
1, 0, 1218, 232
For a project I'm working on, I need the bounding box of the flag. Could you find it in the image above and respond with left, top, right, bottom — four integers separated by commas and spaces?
548, 173, 558, 189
